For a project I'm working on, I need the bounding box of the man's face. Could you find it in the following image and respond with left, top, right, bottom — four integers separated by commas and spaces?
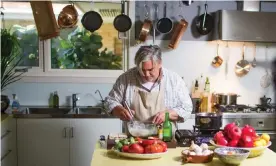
139, 60, 161, 82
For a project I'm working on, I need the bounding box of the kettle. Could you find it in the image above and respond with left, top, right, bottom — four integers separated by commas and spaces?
260, 95, 272, 105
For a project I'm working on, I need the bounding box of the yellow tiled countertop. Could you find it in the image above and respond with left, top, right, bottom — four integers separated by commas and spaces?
91, 147, 276, 166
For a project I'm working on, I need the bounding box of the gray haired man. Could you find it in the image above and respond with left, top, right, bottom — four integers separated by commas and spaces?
105, 45, 192, 135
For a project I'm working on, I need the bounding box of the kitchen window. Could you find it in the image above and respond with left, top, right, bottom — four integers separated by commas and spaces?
2, 1, 128, 83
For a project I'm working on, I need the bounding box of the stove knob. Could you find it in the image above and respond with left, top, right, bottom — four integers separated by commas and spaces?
266, 109, 270, 113
257, 108, 261, 113
271, 108, 275, 113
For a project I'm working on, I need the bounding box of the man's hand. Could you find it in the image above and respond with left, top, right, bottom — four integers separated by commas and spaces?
152, 111, 165, 124
111, 105, 135, 121
152, 110, 180, 124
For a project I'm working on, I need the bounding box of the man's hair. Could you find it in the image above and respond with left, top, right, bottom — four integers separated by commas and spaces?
134, 45, 162, 69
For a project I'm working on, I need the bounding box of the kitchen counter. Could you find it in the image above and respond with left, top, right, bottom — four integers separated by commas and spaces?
91, 147, 276, 166
13, 113, 117, 119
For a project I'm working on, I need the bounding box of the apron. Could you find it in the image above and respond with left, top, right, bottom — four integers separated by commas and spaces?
123, 79, 176, 139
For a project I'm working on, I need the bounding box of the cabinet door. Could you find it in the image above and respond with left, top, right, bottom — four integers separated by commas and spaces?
17, 119, 70, 166
70, 119, 122, 166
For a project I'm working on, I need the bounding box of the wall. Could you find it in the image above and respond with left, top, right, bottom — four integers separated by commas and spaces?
4, 40, 276, 107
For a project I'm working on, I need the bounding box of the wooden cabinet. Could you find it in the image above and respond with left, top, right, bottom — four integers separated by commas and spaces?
1, 116, 17, 166
17, 118, 122, 166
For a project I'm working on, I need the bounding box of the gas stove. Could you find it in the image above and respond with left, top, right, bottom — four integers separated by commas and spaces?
175, 126, 221, 147
216, 104, 276, 113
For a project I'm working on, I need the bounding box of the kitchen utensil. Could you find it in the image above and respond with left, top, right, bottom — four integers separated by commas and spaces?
210, 140, 272, 158
260, 95, 272, 105
225, 42, 230, 79
195, 1, 214, 35
153, 3, 158, 44
211, 43, 223, 68
195, 112, 222, 130
156, 2, 173, 34
113, 0, 132, 32
123, 100, 134, 121
81, 1, 103, 32
58, 3, 78, 29
251, 44, 257, 68
30, 1, 60, 40
261, 46, 272, 88
213, 93, 240, 106
235, 44, 251, 77
168, 1, 188, 49
138, 3, 152, 42
214, 147, 250, 165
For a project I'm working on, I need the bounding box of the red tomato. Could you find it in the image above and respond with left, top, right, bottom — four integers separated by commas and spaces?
144, 144, 164, 154
122, 145, 129, 152
158, 141, 167, 152
142, 139, 157, 147
128, 143, 144, 154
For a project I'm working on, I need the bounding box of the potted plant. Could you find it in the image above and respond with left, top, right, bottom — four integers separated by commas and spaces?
1, 28, 26, 113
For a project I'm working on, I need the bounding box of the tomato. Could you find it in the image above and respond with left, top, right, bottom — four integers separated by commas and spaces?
141, 139, 157, 147
158, 141, 167, 152
122, 145, 129, 152
128, 143, 144, 154
144, 144, 164, 154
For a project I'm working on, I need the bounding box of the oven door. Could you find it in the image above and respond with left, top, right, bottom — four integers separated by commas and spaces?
256, 130, 276, 152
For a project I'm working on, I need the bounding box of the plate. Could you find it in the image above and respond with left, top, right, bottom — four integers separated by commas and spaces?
210, 140, 272, 158
112, 149, 168, 159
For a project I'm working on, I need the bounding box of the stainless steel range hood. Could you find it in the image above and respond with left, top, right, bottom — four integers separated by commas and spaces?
214, 1, 276, 42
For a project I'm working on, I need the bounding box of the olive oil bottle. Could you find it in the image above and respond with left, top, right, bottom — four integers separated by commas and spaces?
162, 112, 172, 142
53, 91, 59, 108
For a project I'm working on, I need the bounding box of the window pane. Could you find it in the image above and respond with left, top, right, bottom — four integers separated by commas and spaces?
3, 2, 39, 67
51, 2, 123, 70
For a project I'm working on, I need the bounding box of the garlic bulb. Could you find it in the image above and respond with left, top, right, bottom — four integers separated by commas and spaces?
202, 150, 212, 156
182, 149, 189, 155
194, 146, 202, 154
200, 143, 209, 151
189, 151, 196, 155
189, 141, 200, 151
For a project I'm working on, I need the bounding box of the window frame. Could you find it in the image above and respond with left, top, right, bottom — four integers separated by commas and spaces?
3, 1, 133, 83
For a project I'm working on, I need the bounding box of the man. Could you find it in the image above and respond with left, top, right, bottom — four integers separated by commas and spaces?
105, 45, 192, 134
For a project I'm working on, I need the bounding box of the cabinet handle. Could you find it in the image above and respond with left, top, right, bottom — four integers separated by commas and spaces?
70, 127, 74, 138
1, 130, 11, 140
63, 128, 67, 138
1, 150, 12, 161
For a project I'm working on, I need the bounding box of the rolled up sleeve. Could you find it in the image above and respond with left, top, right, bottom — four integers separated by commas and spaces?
172, 77, 193, 121
105, 75, 125, 113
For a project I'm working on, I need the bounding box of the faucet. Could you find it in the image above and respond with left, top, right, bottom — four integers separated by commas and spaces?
72, 93, 80, 111
95, 90, 109, 115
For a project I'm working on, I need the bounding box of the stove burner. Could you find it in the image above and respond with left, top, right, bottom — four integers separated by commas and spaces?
216, 104, 275, 113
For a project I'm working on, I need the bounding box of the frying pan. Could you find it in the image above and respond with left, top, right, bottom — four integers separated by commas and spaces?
113, 0, 132, 32
138, 4, 152, 42
81, 2, 103, 32
156, 2, 173, 34
196, 2, 214, 35
235, 45, 251, 77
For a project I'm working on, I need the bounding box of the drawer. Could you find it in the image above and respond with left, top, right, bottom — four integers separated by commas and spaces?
1, 129, 16, 154
1, 149, 17, 166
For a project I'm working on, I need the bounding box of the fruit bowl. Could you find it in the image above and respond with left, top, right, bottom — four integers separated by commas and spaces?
111, 148, 167, 159
210, 140, 272, 158
214, 147, 250, 165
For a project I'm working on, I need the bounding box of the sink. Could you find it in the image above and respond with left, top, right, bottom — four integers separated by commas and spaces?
76, 107, 105, 115
26, 108, 71, 114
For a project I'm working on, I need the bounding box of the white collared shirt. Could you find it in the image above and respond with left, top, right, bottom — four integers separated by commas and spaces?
105, 67, 193, 121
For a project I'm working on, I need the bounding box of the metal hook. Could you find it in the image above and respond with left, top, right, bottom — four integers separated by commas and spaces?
144, 2, 149, 18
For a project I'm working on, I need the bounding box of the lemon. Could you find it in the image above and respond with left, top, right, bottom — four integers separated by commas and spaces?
253, 140, 263, 147
259, 139, 267, 146
261, 133, 270, 143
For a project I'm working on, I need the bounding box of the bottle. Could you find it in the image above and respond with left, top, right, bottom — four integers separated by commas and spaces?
158, 126, 163, 140
162, 112, 172, 142
200, 77, 210, 112
53, 91, 59, 108
11, 94, 20, 112
191, 80, 200, 98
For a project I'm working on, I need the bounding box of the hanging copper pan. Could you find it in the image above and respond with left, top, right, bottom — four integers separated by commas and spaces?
138, 4, 152, 42
168, 15, 188, 49
58, 3, 78, 29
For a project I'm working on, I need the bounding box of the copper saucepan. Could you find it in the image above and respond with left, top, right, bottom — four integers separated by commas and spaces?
138, 4, 152, 43
235, 45, 251, 77
211, 43, 223, 68
58, 3, 78, 29
168, 15, 188, 49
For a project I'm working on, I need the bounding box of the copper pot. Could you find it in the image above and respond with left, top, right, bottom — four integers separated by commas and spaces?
58, 4, 78, 29
138, 4, 152, 42
168, 16, 188, 49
